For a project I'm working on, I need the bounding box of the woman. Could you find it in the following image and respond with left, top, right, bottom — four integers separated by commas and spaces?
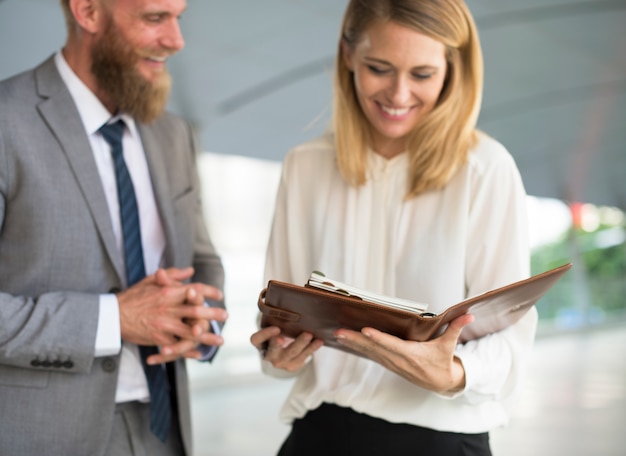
250, 1, 536, 454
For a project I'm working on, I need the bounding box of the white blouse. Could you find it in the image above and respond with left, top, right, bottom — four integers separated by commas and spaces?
262, 131, 538, 433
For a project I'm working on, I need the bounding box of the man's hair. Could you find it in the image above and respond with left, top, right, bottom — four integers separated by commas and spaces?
333, 0, 484, 197
59, 0, 74, 32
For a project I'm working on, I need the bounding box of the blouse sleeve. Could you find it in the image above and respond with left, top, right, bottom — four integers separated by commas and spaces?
258, 150, 310, 378
452, 144, 538, 408
263, 159, 292, 284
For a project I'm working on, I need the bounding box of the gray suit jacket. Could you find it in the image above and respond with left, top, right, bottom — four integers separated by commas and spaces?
0, 55, 224, 456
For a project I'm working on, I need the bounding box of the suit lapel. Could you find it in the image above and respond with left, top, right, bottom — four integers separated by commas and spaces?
138, 123, 177, 268
35, 57, 125, 283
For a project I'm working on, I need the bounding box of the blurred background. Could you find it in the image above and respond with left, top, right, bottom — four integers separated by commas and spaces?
1, 0, 625, 455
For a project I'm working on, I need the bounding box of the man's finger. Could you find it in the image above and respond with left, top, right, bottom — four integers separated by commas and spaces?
191, 283, 223, 302
189, 321, 209, 338
176, 305, 228, 323
153, 267, 194, 287
147, 349, 204, 365
163, 267, 195, 281
196, 332, 224, 347
146, 339, 199, 365
185, 287, 203, 307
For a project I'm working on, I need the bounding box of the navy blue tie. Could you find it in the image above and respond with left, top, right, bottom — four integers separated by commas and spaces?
99, 120, 172, 443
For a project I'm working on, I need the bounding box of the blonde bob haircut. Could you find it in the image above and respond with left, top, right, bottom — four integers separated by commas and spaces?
333, 0, 484, 198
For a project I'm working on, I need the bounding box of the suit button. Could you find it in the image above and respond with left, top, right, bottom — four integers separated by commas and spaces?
53, 360, 63, 368
41, 360, 52, 368
102, 358, 117, 372
63, 361, 74, 369
31, 360, 42, 367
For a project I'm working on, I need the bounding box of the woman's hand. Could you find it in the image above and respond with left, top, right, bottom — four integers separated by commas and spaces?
334, 314, 474, 394
250, 326, 324, 373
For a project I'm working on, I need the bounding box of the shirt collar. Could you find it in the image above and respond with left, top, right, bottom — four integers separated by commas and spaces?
367, 147, 408, 179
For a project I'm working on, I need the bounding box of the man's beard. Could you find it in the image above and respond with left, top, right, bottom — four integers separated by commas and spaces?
91, 19, 172, 123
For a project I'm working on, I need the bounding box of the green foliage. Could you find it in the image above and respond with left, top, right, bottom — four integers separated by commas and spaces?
531, 226, 626, 326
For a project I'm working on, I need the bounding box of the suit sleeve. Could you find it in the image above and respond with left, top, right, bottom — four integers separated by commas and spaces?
0, 85, 99, 376
0, 99, 100, 374
183, 123, 226, 361
185, 123, 225, 305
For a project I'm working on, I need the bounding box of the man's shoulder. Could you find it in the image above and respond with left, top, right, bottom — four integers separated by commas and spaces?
0, 67, 41, 124
0, 55, 61, 107
0, 59, 38, 84
0, 66, 36, 99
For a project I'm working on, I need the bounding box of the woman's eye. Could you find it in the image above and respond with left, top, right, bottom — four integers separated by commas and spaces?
413, 72, 432, 80
367, 65, 388, 75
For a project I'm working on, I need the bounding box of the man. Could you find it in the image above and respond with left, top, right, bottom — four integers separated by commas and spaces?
0, 0, 227, 455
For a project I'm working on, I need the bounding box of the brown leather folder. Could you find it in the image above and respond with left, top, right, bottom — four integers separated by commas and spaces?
258, 263, 572, 354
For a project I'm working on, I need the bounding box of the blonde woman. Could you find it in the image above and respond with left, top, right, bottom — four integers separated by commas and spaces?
251, 1, 536, 454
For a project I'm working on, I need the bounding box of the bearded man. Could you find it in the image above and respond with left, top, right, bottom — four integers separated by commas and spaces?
0, 1, 227, 455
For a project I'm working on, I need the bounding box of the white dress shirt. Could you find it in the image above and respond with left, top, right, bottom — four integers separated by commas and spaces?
262, 131, 538, 433
55, 51, 165, 402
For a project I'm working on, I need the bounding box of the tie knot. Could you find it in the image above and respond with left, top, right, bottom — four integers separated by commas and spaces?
99, 120, 125, 150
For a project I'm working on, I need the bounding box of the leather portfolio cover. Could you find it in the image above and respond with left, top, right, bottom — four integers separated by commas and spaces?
258, 263, 572, 353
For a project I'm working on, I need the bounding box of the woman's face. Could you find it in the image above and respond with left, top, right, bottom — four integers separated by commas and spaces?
343, 19, 447, 158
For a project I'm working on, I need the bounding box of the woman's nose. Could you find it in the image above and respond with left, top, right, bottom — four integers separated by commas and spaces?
387, 76, 412, 105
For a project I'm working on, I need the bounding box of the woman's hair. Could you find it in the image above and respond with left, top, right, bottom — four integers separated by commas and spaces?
333, 0, 483, 198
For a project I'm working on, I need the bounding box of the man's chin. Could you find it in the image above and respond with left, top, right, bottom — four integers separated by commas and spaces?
116, 70, 171, 123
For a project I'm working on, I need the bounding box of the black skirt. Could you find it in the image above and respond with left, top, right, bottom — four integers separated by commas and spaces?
277, 403, 492, 456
